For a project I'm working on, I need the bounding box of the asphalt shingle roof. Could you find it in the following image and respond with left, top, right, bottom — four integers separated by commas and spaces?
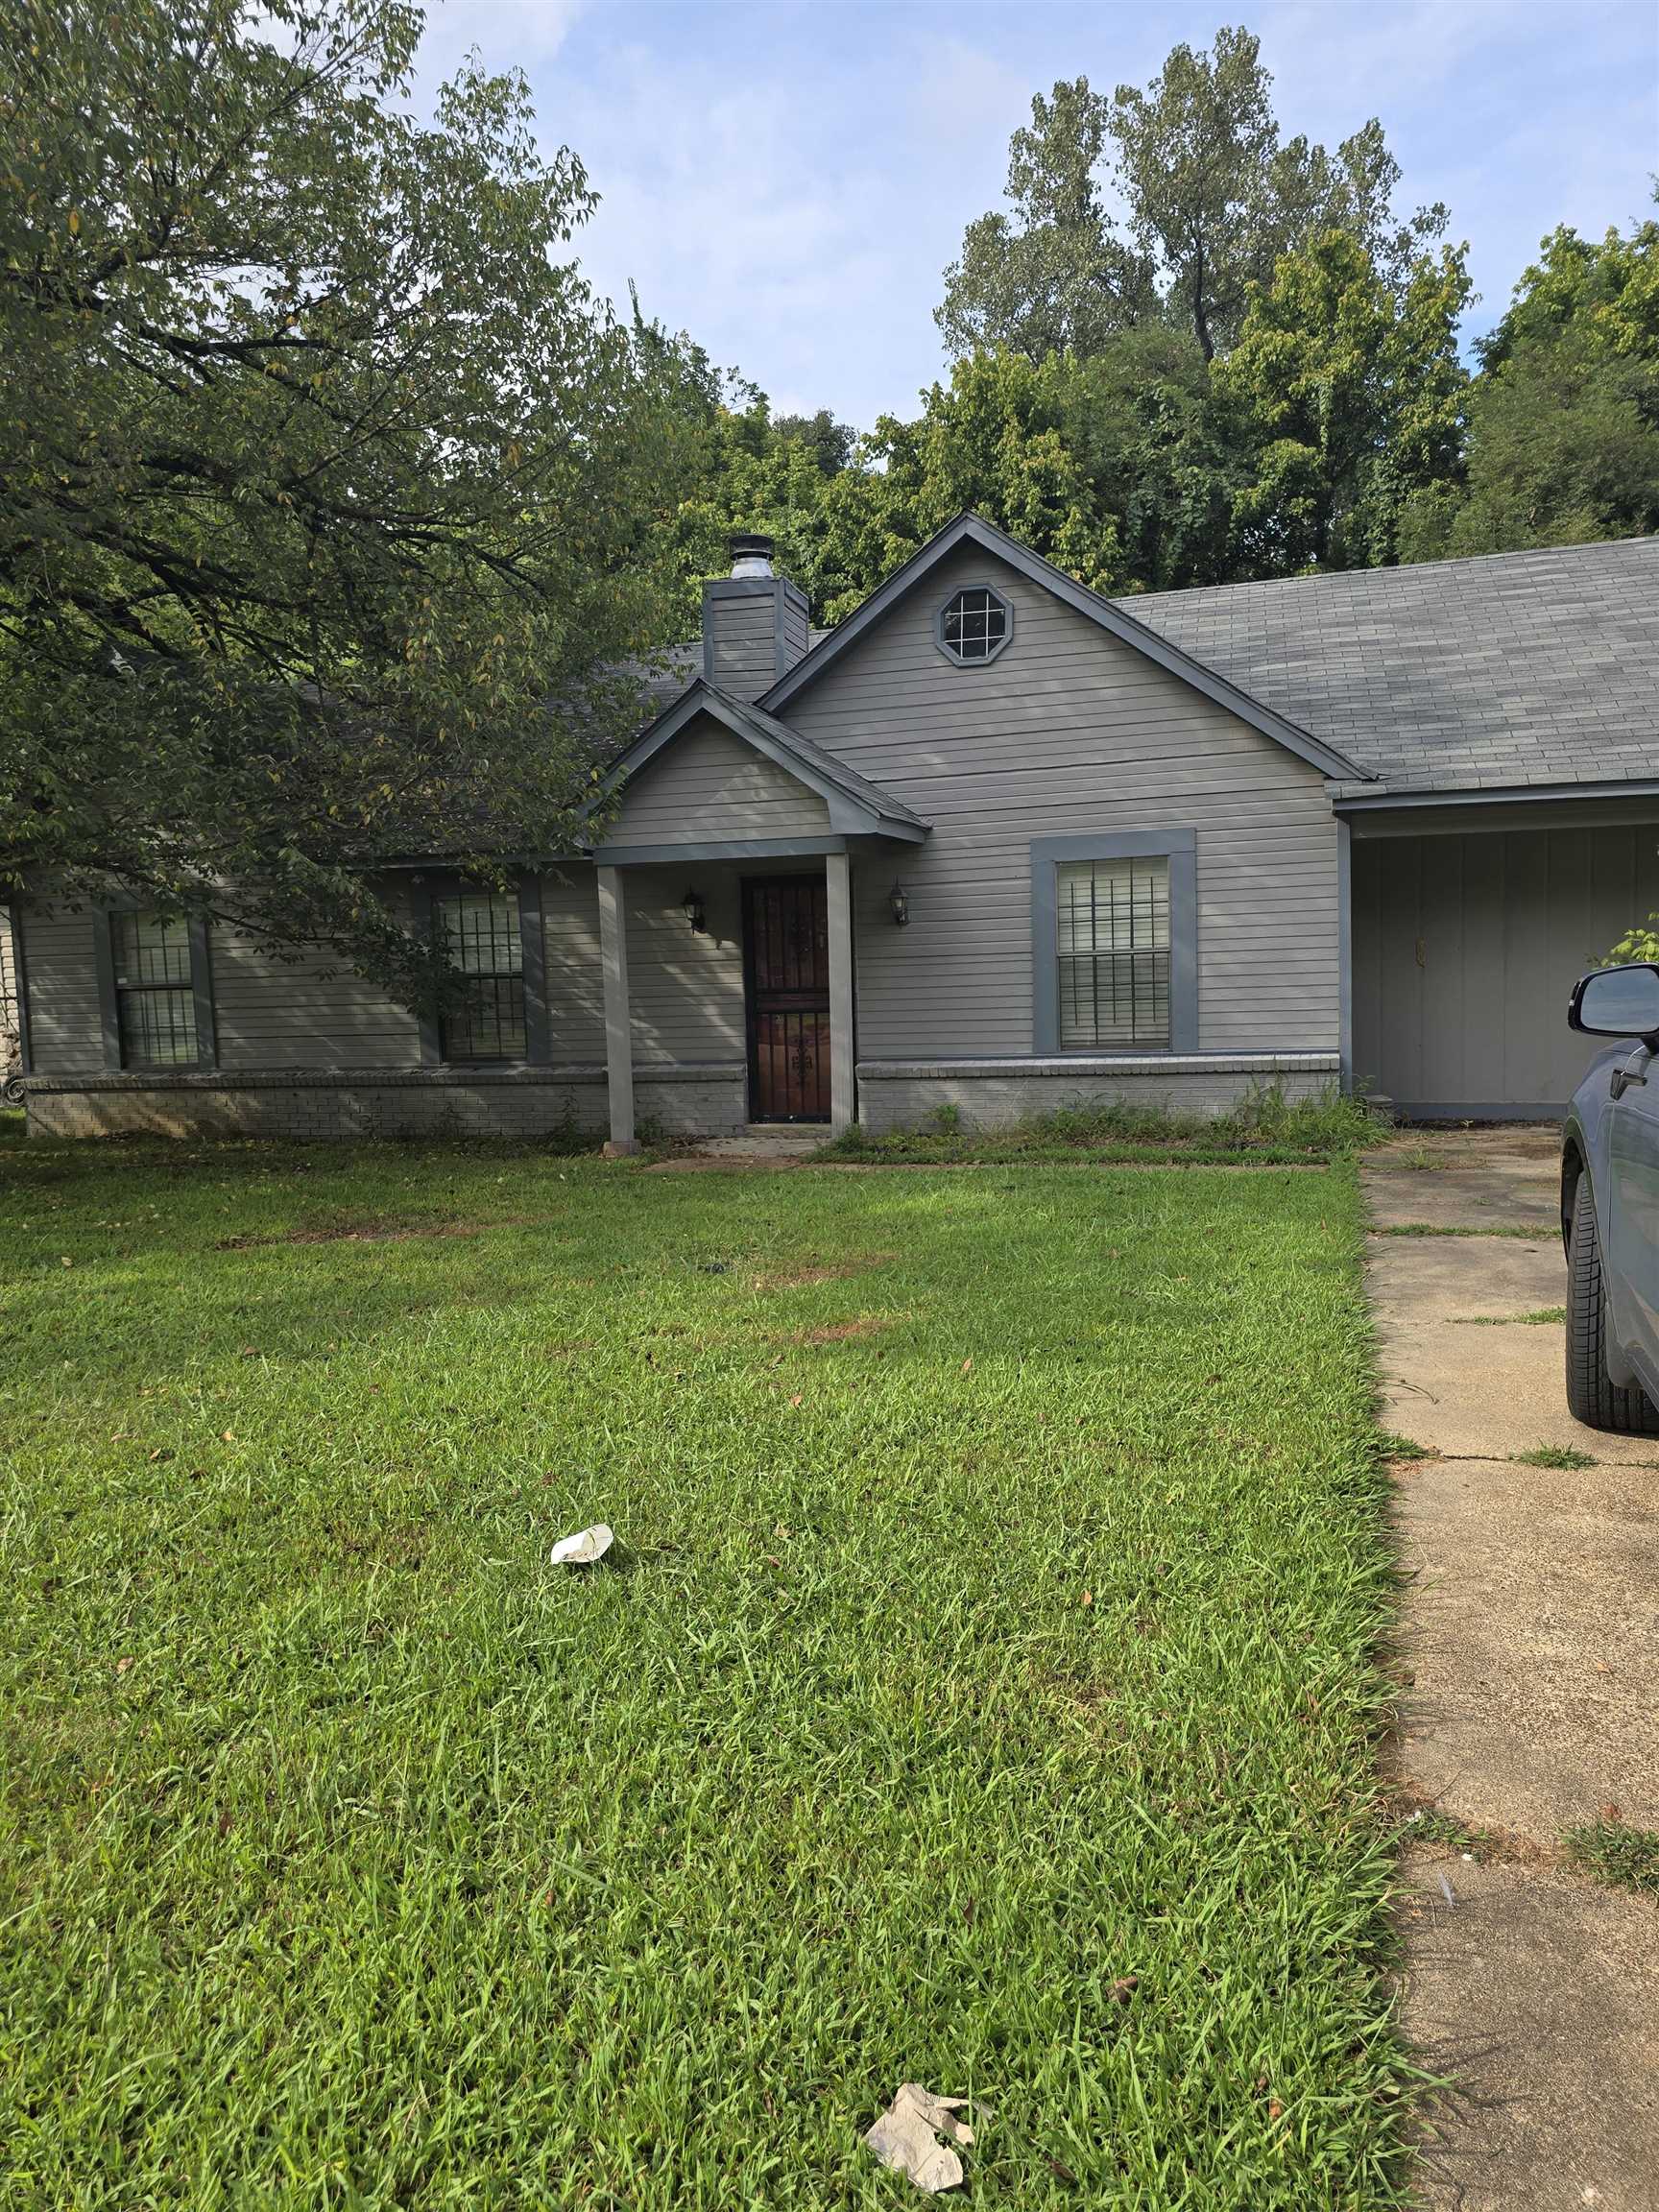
1113, 536, 1659, 797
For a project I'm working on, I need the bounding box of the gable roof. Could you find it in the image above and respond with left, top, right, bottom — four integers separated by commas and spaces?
598, 679, 928, 843
760, 511, 1371, 783
1118, 536, 1659, 801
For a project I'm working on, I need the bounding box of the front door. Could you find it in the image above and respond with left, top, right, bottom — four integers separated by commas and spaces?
744, 876, 830, 1122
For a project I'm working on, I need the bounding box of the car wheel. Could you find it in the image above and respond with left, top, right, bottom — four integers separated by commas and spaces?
1566, 1174, 1659, 1433
1, 1071, 23, 1108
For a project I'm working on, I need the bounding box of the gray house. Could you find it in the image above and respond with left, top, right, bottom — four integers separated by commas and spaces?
12, 515, 1659, 1143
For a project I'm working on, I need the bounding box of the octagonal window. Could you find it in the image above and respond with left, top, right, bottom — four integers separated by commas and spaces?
937, 584, 1012, 665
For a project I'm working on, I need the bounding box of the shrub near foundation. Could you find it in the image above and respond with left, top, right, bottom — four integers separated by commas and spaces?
829, 1083, 1385, 1165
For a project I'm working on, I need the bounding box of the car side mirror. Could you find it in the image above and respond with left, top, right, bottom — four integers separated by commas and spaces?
1570, 963, 1659, 1040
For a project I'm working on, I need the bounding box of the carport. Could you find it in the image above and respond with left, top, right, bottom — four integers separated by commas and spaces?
1347, 793, 1659, 1119
1122, 536, 1659, 1125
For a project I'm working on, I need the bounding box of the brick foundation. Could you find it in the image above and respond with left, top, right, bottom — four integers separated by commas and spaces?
23, 1064, 748, 1142
854, 1054, 1342, 1133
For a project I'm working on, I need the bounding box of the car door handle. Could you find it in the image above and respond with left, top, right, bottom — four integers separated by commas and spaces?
1612, 1056, 1649, 1099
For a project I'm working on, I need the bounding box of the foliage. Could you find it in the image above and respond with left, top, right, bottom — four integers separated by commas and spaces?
939, 29, 1445, 366
1221, 229, 1471, 571
0, 1141, 1412, 2203
1109, 27, 1284, 362
1402, 211, 1659, 560
937, 77, 1158, 361
826, 1082, 1385, 1164
1600, 921, 1659, 967
0, 0, 700, 999
666, 33, 1653, 629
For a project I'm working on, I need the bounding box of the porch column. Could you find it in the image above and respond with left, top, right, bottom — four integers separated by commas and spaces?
596, 865, 637, 1155
825, 850, 855, 1135
1335, 818, 1354, 1094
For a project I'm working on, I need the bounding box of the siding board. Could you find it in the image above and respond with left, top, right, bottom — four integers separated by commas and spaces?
1353, 825, 1659, 1111
607, 719, 830, 846
786, 543, 1340, 1059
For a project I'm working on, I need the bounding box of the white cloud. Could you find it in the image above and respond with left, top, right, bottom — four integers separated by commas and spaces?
416, 0, 586, 82
400, 0, 1659, 421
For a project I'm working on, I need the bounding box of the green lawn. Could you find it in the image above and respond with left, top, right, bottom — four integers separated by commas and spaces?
0, 1142, 1408, 2207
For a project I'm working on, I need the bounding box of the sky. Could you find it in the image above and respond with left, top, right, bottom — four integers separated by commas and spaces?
408, 0, 1659, 430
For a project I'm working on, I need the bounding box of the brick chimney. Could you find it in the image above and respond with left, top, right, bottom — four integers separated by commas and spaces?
701, 534, 810, 700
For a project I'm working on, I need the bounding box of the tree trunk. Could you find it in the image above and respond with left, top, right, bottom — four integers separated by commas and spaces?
1190, 239, 1214, 362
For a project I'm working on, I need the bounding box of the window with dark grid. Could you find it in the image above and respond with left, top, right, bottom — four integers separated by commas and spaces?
112, 913, 199, 1069
1055, 857, 1171, 1048
436, 890, 526, 1062
940, 586, 1009, 663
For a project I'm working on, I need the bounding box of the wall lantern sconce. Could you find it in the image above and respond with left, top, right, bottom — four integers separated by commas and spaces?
682, 887, 707, 935
889, 882, 909, 927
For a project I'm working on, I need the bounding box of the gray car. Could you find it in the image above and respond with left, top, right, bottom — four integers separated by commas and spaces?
1562, 963, 1659, 1433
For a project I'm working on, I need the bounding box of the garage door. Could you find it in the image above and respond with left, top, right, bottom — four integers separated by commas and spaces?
1352, 824, 1659, 1118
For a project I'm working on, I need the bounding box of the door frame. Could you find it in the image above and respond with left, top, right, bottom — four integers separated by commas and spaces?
740, 870, 832, 1124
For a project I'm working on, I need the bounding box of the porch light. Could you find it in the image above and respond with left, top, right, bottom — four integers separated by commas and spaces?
889, 882, 909, 927
682, 887, 707, 935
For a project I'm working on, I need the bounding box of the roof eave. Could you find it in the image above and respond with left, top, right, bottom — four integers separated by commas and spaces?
1335, 775, 1659, 811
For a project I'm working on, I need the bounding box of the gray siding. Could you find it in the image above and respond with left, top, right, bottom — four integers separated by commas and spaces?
606, 719, 830, 847
785, 543, 1340, 1059
1, 905, 17, 1043
1353, 824, 1659, 1112
212, 922, 419, 1070
15, 866, 754, 1087
702, 576, 812, 698
541, 861, 748, 1067
20, 896, 421, 1075
707, 591, 777, 696
621, 866, 746, 1063
14, 902, 105, 1075
541, 864, 606, 1061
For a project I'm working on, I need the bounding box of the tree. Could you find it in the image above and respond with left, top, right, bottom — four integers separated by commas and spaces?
937, 79, 1157, 361
1109, 27, 1281, 362
1405, 213, 1659, 559
0, 0, 698, 1001
937, 30, 1445, 367
640, 357, 864, 633
754, 337, 1245, 624
771, 409, 857, 477
1221, 228, 1470, 571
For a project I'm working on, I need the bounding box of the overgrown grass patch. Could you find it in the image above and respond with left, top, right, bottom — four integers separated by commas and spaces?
1566, 1818, 1659, 1895
0, 1140, 1409, 2206
1450, 1309, 1566, 1327
1372, 1222, 1549, 1241
824, 1083, 1385, 1166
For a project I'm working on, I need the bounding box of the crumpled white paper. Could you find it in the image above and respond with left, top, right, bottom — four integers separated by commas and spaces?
548, 1523, 613, 1567
864, 2082, 975, 2193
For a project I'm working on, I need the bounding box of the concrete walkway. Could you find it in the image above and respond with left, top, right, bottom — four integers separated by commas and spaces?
1365, 1129, 1659, 2211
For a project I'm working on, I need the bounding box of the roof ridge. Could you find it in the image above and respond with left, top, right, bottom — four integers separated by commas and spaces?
1114, 533, 1659, 614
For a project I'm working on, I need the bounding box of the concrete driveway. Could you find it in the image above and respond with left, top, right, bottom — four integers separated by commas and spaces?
1366, 1129, 1659, 2211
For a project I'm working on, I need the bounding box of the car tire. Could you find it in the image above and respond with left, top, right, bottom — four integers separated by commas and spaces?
1566, 1173, 1659, 1433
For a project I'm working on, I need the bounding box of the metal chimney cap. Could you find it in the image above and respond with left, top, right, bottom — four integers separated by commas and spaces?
729, 532, 776, 579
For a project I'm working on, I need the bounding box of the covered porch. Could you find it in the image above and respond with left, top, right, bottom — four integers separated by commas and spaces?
590, 682, 929, 1154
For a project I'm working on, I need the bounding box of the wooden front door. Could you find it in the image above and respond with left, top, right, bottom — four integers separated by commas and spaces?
744, 876, 831, 1122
